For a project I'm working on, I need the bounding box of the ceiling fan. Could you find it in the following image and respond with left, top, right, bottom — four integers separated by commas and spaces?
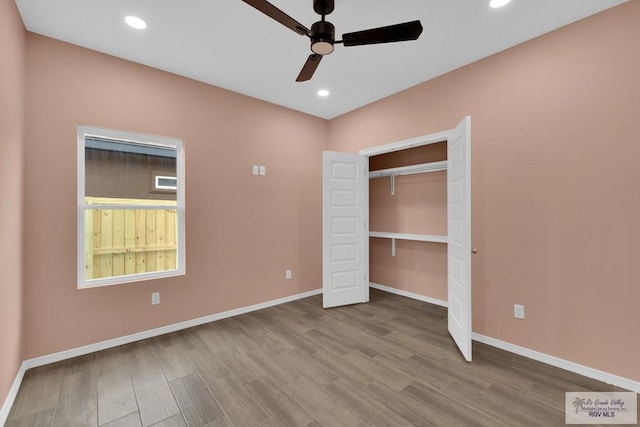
241, 0, 424, 81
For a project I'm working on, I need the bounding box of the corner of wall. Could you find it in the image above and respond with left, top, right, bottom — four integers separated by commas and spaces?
0, 0, 27, 420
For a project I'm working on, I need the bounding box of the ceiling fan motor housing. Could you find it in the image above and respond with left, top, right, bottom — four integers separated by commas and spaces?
310, 21, 335, 55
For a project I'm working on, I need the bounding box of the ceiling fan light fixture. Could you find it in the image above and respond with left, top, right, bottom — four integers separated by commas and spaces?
312, 41, 334, 55
489, 0, 512, 8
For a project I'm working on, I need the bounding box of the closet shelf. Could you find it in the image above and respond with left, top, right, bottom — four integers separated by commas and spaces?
368, 160, 447, 179
369, 231, 448, 244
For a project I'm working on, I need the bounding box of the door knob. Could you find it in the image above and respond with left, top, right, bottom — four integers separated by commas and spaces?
471, 248, 478, 254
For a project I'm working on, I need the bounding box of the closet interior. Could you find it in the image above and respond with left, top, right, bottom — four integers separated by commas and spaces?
368, 141, 449, 303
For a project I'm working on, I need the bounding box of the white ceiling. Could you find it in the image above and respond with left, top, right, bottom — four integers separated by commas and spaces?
15, 0, 627, 119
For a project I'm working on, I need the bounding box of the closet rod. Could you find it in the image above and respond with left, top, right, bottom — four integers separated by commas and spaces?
368, 160, 447, 179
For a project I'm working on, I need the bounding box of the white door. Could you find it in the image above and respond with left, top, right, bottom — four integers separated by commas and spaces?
447, 116, 472, 361
322, 151, 369, 308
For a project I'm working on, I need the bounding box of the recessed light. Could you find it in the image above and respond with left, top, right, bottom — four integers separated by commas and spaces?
317, 89, 330, 97
125, 15, 147, 30
490, 0, 512, 8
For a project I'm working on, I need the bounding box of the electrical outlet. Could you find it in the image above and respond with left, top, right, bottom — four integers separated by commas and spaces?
152, 292, 160, 305
259, 165, 266, 176
252, 165, 259, 175
285, 270, 292, 280
514, 304, 525, 319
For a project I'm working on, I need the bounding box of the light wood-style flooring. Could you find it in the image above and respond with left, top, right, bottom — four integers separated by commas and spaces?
6, 289, 635, 426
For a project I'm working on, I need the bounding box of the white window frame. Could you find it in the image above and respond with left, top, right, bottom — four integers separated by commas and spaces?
154, 175, 178, 191
77, 125, 186, 288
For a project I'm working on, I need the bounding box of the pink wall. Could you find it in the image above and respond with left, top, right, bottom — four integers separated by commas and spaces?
328, 2, 640, 382
0, 0, 25, 407
22, 34, 327, 359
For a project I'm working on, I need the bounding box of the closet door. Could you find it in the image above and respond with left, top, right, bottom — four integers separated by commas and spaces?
322, 151, 369, 308
447, 116, 472, 361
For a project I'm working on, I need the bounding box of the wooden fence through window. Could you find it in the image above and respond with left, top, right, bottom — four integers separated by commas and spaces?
84, 197, 178, 280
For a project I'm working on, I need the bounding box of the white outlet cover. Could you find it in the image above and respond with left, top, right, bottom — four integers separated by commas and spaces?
152, 292, 160, 305
259, 165, 266, 176
514, 304, 525, 319
252, 165, 259, 175
285, 270, 292, 280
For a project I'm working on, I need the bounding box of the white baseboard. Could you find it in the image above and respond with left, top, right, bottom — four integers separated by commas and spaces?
370, 282, 448, 308
369, 283, 639, 394
473, 333, 640, 394
0, 288, 322, 425
0, 361, 27, 427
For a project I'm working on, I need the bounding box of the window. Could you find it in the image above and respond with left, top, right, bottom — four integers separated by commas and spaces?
77, 126, 185, 288
153, 174, 178, 192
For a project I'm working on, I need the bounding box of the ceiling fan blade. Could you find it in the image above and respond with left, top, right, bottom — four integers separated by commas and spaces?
341, 20, 423, 47
296, 54, 323, 82
241, 0, 310, 36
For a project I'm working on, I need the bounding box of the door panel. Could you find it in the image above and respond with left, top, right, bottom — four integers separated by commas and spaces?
323, 151, 368, 308
447, 116, 472, 361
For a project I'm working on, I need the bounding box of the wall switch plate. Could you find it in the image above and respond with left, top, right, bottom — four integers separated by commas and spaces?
259, 165, 266, 176
514, 304, 525, 319
252, 165, 259, 175
152, 292, 160, 305
285, 270, 292, 280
